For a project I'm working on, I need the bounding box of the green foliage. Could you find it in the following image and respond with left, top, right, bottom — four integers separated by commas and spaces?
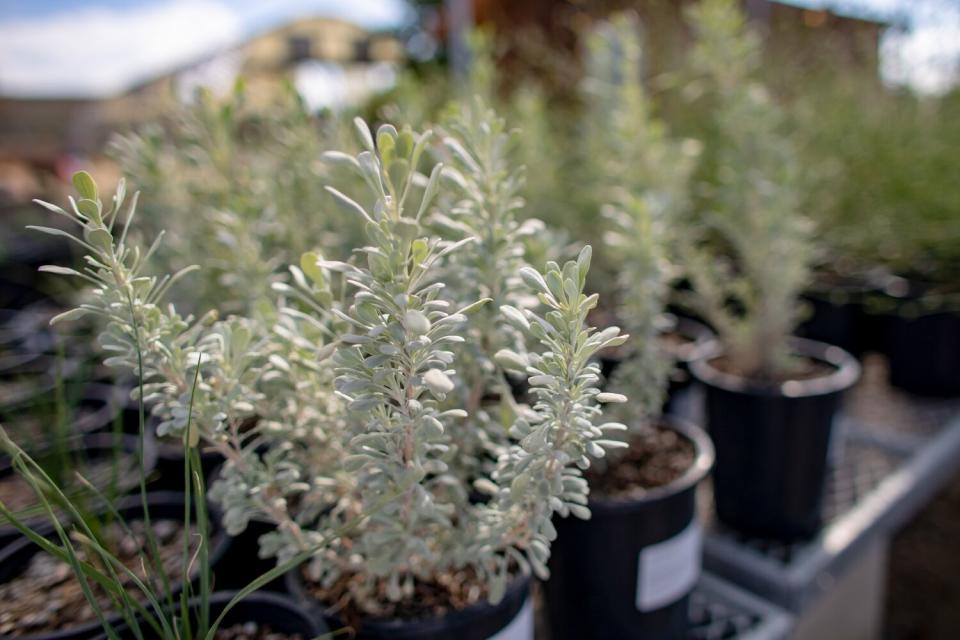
797, 76, 960, 291
677, 0, 814, 378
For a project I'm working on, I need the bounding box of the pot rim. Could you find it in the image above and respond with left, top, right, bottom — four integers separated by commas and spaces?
285, 566, 530, 634
587, 415, 715, 514
0, 431, 158, 484
90, 590, 329, 640
689, 336, 861, 398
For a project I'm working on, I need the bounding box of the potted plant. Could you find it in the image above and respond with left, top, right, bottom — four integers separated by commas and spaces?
32, 107, 628, 639
540, 16, 713, 640
108, 82, 364, 321
795, 70, 960, 393
0, 490, 231, 640
679, 0, 860, 540
0, 399, 321, 640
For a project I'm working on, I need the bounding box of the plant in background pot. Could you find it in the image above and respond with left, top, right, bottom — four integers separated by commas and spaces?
0, 400, 323, 640
108, 82, 364, 321
878, 277, 960, 396
538, 15, 713, 640
33, 108, 628, 639
793, 71, 960, 391
678, 0, 860, 540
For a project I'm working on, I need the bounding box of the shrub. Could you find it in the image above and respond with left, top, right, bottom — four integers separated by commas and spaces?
33, 108, 629, 615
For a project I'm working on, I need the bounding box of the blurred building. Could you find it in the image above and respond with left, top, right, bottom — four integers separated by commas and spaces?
0, 16, 403, 175
456, 0, 890, 94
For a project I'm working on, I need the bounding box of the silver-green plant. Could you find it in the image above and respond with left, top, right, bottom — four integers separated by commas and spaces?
426, 99, 546, 476
678, 0, 814, 379
582, 14, 699, 422
109, 82, 364, 320
35, 109, 628, 617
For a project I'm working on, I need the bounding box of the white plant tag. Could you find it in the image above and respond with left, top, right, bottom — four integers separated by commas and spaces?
488, 597, 534, 640
636, 521, 702, 612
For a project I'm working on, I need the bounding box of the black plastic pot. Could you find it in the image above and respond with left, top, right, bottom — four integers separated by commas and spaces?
0, 356, 83, 431
0, 492, 230, 640
0, 304, 58, 354
151, 438, 223, 492
543, 417, 714, 640
0, 432, 159, 548
203, 462, 281, 590
286, 568, 532, 640
661, 314, 714, 413
886, 310, 960, 396
95, 591, 329, 640
877, 277, 960, 396
690, 337, 860, 539
798, 274, 884, 358
600, 314, 714, 416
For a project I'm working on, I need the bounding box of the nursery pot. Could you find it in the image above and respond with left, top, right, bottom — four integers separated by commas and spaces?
0, 432, 158, 549
599, 314, 713, 415
543, 417, 714, 640
690, 337, 861, 539
286, 568, 532, 640
798, 274, 884, 357
206, 463, 282, 590
660, 314, 713, 413
879, 277, 960, 396
0, 492, 230, 640
0, 304, 58, 354
97, 591, 329, 640
0, 353, 81, 412
151, 438, 224, 492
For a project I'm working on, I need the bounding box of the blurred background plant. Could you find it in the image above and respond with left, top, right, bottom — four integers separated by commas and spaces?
108, 82, 367, 320
674, 0, 815, 379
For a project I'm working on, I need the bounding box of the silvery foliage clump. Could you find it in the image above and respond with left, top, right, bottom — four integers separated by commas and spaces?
679, 0, 814, 379
428, 99, 546, 475
30, 173, 264, 446
32, 174, 317, 556
35, 109, 629, 615
583, 14, 699, 422
109, 83, 364, 320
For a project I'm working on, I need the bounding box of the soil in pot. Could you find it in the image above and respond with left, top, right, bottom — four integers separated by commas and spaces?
0, 493, 230, 640
690, 337, 861, 540
585, 426, 696, 499
288, 567, 531, 640
0, 518, 193, 637
544, 419, 714, 640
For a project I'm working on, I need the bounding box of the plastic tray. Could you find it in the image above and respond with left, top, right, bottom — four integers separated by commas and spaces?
695, 356, 960, 611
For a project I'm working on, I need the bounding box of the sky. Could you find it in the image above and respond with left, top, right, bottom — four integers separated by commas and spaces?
0, 0, 957, 98
0, 0, 412, 98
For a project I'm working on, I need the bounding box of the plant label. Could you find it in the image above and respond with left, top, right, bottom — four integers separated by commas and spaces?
636, 520, 701, 611
489, 597, 534, 640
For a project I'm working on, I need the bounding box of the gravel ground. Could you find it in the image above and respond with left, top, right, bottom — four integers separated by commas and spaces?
885, 469, 960, 639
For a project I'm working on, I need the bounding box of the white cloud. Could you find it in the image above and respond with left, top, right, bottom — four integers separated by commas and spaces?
0, 1, 243, 98
882, 23, 960, 94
